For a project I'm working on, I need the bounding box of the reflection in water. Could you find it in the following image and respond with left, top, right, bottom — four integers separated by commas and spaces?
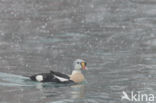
35, 83, 86, 100
30, 83, 86, 103
35, 82, 44, 90
70, 84, 85, 99
47, 84, 86, 103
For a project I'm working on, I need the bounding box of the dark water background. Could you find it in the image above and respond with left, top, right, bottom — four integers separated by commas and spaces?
0, 0, 156, 103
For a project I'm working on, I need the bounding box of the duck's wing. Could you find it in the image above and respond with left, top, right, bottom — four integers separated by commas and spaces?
50, 70, 70, 79
50, 70, 74, 83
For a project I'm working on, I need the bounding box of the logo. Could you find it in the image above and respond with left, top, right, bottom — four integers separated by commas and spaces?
121, 91, 155, 103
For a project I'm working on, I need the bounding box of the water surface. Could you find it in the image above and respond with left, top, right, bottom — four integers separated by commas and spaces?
0, 0, 156, 103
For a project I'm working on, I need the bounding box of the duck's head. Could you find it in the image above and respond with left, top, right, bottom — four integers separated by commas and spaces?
73, 59, 87, 70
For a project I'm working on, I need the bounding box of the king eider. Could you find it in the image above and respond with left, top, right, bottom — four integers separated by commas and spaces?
30, 59, 87, 84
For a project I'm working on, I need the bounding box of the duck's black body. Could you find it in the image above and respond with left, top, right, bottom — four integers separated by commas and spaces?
30, 70, 74, 83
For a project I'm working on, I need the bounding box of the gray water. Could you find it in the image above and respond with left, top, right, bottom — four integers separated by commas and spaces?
0, 0, 156, 103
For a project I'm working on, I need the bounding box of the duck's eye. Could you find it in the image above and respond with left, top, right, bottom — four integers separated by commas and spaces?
77, 62, 80, 64
85, 62, 87, 66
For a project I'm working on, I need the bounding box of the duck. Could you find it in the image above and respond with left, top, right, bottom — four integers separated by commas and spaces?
30, 59, 87, 84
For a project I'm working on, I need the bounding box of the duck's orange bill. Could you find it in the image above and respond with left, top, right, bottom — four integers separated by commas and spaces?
81, 62, 86, 70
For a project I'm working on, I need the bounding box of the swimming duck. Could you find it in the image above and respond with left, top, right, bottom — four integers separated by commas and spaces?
30, 59, 87, 84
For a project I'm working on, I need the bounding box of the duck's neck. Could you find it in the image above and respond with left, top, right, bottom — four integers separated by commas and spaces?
72, 69, 81, 75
